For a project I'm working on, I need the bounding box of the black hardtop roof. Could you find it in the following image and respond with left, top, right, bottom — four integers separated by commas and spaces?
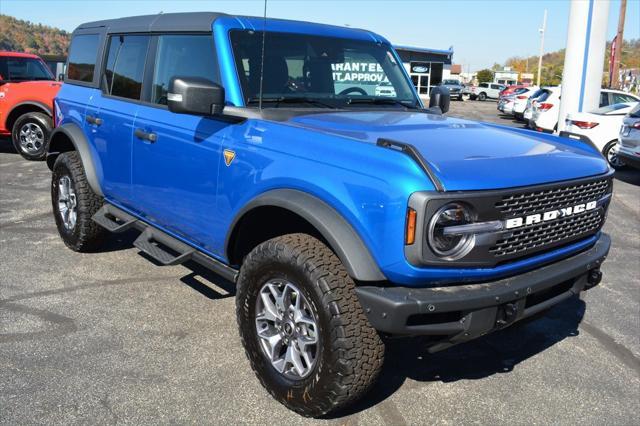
76, 12, 228, 33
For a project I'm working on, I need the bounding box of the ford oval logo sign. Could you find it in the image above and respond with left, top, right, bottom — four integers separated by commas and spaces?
412, 66, 429, 73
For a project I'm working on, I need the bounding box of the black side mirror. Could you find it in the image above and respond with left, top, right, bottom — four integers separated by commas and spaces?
168, 77, 225, 116
429, 86, 450, 113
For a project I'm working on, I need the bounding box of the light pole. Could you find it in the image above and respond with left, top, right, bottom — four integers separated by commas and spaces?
611, 0, 627, 88
537, 9, 547, 87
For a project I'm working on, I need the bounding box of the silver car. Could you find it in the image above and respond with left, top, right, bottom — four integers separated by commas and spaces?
617, 102, 640, 170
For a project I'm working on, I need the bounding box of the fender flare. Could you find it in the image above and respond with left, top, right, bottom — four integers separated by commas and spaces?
5, 101, 53, 130
8, 100, 53, 118
226, 189, 386, 282
47, 123, 103, 197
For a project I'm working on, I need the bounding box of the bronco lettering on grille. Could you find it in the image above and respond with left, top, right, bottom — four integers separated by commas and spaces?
505, 201, 597, 230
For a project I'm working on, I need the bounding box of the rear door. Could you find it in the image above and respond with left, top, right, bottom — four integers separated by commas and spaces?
131, 33, 229, 254
60, 31, 103, 144
89, 34, 150, 206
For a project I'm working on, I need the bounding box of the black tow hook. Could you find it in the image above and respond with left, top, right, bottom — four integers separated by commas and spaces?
587, 268, 603, 288
495, 302, 518, 328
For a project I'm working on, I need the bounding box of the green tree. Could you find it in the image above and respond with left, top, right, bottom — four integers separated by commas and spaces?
476, 69, 493, 83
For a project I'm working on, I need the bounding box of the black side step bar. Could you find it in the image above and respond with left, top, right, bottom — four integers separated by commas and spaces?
92, 204, 238, 282
93, 204, 138, 232
377, 138, 445, 192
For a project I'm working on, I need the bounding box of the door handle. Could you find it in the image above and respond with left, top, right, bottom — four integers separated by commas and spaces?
86, 115, 103, 126
135, 128, 157, 143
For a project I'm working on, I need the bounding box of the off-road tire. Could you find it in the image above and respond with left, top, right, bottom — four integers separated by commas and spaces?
12, 112, 52, 161
52, 151, 106, 251
236, 233, 385, 417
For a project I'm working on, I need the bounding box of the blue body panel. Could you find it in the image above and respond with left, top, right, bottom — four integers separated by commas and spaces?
54, 16, 611, 287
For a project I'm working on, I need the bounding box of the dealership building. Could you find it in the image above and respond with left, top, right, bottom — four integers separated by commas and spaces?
394, 45, 455, 96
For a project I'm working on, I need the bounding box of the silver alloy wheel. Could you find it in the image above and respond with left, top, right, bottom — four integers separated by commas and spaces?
57, 176, 77, 230
606, 144, 625, 168
255, 279, 319, 379
19, 122, 45, 154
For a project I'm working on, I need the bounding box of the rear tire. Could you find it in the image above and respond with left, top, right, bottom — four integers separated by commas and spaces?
236, 234, 384, 417
478, 92, 487, 101
11, 112, 51, 161
603, 140, 626, 169
52, 151, 106, 251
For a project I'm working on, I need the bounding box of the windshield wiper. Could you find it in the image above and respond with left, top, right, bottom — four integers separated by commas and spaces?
346, 97, 420, 109
247, 96, 337, 109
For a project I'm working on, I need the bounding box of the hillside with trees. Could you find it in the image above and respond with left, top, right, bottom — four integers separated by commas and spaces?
0, 15, 70, 56
503, 39, 640, 87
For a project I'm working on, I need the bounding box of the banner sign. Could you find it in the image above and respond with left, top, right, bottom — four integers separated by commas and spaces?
331, 62, 389, 84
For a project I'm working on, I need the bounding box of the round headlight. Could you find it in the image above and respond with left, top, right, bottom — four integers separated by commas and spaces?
427, 202, 475, 260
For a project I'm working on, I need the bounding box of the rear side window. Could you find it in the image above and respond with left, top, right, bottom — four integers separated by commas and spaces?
479, 83, 488, 88
104, 35, 150, 100
537, 90, 551, 102
151, 34, 219, 105
67, 34, 100, 83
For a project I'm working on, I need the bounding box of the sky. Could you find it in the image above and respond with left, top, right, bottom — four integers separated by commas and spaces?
1, 0, 639, 70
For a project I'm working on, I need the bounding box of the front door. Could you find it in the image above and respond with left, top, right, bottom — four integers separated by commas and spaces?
131, 34, 229, 255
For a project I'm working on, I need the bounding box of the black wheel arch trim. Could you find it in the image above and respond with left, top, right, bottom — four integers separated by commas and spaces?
225, 189, 387, 282
8, 101, 53, 119
47, 123, 104, 197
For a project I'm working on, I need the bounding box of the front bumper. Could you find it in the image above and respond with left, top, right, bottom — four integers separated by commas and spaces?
356, 233, 610, 351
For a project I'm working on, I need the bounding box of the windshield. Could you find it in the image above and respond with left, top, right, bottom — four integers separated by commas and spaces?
0, 56, 54, 81
442, 79, 459, 85
230, 30, 418, 108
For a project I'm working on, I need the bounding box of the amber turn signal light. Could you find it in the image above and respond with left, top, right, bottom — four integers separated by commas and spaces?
405, 208, 417, 245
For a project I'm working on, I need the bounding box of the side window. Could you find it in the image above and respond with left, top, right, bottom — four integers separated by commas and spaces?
480, 83, 488, 88
599, 92, 609, 107
67, 34, 100, 83
151, 34, 218, 105
103, 35, 150, 100
613, 93, 637, 104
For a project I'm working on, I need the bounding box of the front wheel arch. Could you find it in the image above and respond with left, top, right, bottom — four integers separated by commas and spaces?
225, 189, 386, 282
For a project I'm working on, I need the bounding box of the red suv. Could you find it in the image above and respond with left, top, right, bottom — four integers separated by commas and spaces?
0, 51, 62, 160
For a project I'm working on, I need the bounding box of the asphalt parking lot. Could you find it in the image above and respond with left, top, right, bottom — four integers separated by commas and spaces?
1, 100, 639, 425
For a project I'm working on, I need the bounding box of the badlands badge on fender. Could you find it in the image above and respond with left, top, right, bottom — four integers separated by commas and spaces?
223, 149, 236, 166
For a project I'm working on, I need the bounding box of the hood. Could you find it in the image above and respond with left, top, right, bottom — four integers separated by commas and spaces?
287, 111, 609, 191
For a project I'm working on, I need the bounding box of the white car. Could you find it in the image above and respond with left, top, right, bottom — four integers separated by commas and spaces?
523, 88, 547, 127
499, 87, 539, 117
470, 82, 505, 101
533, 88, 640, 132
532, 86, 562, 132
497, 94, 515, 114
374, 82, 396, 97
512, 86, 540, 119
560, 102, 637, 168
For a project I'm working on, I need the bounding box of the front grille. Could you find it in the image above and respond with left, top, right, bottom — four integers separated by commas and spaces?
495, 178, 610, 217
489, 208, 603, 257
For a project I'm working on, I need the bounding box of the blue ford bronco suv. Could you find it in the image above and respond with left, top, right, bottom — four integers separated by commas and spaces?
48, 12, 612, 417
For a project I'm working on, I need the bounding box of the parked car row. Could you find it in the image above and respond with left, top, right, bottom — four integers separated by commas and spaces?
495, 82, 640, 170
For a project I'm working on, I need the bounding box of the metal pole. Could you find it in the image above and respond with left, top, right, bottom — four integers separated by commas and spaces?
537, 9, 547, 87
611, 0, 627, 88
